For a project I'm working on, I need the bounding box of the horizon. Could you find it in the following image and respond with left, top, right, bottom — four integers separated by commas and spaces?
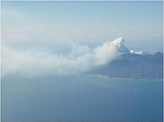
2, 1, 163, 53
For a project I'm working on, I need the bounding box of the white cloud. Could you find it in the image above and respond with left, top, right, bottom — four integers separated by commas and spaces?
2, 37, 127, 77
129, 50, 143, 55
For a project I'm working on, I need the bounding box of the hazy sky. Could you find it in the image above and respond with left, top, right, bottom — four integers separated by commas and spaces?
2, 1, 163, 52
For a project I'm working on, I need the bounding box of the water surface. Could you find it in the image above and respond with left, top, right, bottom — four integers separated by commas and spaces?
2, 75, 163, 122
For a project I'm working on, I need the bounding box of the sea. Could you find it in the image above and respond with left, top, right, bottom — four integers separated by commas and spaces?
2, 74, 163, 122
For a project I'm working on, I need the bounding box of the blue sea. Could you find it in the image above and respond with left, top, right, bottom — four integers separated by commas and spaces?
2, 75, 163, 122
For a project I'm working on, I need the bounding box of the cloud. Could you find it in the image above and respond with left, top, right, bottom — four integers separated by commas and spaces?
2, 37, 128, 77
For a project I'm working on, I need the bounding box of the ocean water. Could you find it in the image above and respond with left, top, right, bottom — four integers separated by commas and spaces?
2, 75, 163, 122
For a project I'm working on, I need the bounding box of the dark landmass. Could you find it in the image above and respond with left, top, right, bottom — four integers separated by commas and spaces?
89, 52, 163, 79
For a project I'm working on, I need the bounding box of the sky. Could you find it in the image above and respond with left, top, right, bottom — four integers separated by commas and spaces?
1, 1, 163, 77
2, 1, 163, 53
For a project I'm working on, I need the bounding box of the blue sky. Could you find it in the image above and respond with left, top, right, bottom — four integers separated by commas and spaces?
2, 1, 163, 52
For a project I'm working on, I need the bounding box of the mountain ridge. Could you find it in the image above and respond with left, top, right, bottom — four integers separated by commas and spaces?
89, 41, 163, 79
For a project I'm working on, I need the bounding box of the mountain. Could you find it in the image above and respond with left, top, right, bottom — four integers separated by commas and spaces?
89, 38, 163, 79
